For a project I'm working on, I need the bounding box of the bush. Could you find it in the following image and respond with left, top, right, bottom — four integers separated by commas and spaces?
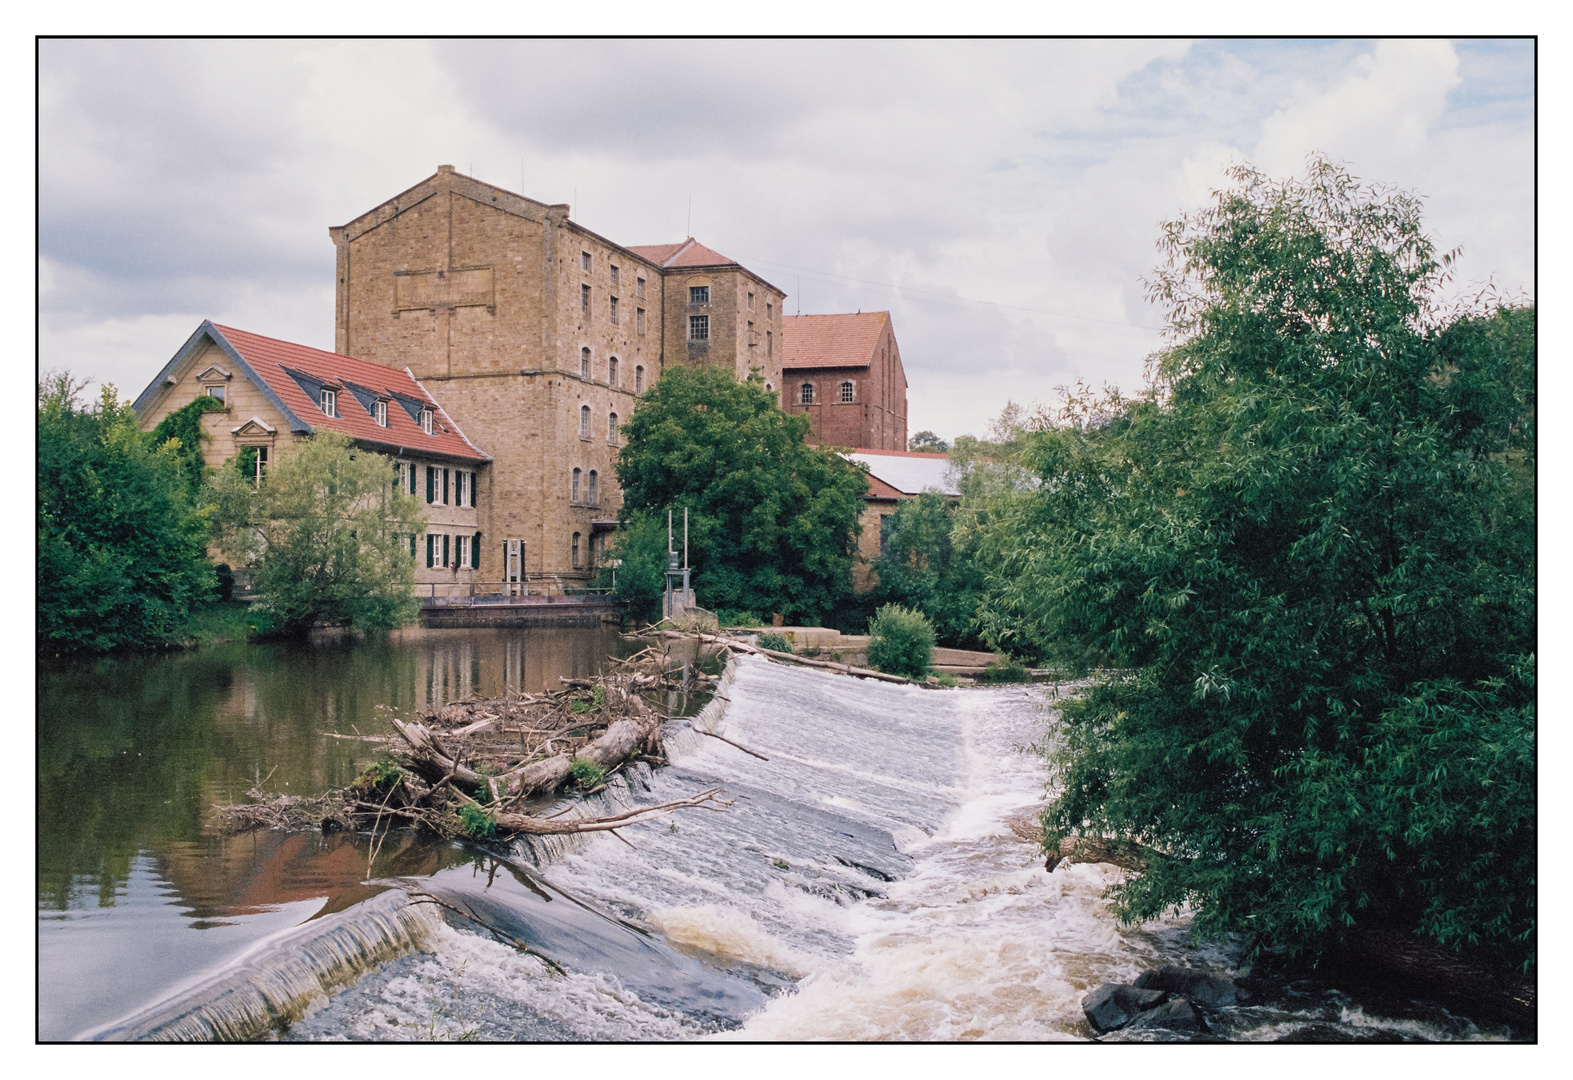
569, 757, 606, 788
717, 609, 761, 628
866, 604, 935, 678
457, 802, 496, 840
756, 632, 793, 653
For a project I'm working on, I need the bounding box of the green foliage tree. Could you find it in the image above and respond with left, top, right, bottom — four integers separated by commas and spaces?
981, 159, 1535, 970
865, 603, 936, 678
907, 430, 948, 453
867, 492, 988, 648
611, 365, 869, 624
209, 432, 427, 637
38, 373, 218, 653
149, 395, 227, 493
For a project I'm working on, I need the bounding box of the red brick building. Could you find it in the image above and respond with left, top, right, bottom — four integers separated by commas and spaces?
781, 312, 908, 451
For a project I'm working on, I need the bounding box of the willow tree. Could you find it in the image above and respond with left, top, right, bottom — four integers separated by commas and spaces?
983, 159, 1535, 970
210, 433, 427, 636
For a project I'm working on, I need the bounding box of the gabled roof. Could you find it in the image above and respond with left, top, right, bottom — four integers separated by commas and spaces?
781, 312, 891, 371
625, 238, 739, 269
842, 448, 959, 497
132, 321, 489, 464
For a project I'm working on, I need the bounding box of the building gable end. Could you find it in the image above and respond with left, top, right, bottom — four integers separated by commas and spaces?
132, 321, 313, 434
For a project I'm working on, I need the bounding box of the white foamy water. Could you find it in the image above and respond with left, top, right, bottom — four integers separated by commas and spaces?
282, 656, 1509, 1042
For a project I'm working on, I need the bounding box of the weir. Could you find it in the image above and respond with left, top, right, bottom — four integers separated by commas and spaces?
74, 653, 1512, 1042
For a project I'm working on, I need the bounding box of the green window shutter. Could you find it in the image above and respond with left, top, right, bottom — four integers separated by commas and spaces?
426, 534, 434, 568
409, 534, 416, 558
444, 469, 451, 505
426, 467, 434, 503
473, 532, 482, 569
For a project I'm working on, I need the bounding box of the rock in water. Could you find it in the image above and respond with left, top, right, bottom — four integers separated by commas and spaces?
1133, 966, 1246, 1008
1082, 983, 1169, 1033
1125, 996, 1208, 1034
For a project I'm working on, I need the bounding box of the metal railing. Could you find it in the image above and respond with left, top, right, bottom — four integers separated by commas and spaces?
416, 579, 618, 606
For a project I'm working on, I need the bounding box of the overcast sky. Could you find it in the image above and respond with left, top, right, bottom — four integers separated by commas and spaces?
39, 38, 1533, 442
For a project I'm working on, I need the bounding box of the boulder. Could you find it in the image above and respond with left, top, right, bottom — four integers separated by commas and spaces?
1081, 983, 1169, 1033
1133, 966, 1247, 1008
1124, 996, 1208, 1034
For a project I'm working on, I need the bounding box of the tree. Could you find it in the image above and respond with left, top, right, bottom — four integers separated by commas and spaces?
209, 433, 427, 636
907, 430, 948, 453
867, 492, 988, 649
37, 373, 217, 653
980, 159, 1535, 970
611, 365, 869, 624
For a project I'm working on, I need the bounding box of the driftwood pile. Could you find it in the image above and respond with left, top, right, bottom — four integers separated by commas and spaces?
213, 647, 731, 843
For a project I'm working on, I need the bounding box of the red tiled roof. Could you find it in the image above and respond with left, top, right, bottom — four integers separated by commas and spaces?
625, 238, 739, 269
781, 312, 888, 370
209, 324, 489, 463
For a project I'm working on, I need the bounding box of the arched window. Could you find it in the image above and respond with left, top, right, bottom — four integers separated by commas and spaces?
635, 365, 645, 393
608, 357, 618, 387
841, 381, 855, 403
608, 412, 619, 445
765, 382, 773, 394
572, 532, 581, 568
587, 470, 598, 506
571, 468, 581, 502
800, 383, 814, 405
579, 404, 591, 437
581, 347, 591, 380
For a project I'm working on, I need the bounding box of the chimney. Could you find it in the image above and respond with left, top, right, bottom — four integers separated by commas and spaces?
437, 164, 455, 175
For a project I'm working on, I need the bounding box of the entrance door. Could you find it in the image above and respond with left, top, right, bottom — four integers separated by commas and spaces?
505, 539, 525, 596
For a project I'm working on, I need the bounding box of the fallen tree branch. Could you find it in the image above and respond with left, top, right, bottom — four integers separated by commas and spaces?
693, 727, 769, 761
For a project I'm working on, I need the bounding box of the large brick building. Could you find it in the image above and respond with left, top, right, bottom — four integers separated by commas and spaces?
781, 312, 908, 451
134, 166, 914, 593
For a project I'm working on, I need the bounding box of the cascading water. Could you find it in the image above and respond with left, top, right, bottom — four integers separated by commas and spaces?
86, 653, 1510, 1042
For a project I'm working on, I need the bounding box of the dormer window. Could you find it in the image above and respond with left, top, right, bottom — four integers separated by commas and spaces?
319, 388, 338, 417
374, 399, 388, 427
420, 407, 434, 435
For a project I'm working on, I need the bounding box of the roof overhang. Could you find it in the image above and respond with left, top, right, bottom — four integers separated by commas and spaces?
133, 321, 313, 435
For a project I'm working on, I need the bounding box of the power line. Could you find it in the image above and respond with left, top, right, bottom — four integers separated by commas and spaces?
733, 253, 1167, 332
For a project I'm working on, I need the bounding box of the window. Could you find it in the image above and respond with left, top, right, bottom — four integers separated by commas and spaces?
406, 461, 416, 494
610, 264, 619, 287
572, 532, 581, 568
841, 381, 855, 403
635, 307, 644, 335
581, 284, 590, 313
572, 468, 581, 502
766, 330, 772, 358
455, 470, 467, 508
420, 408, 433, 435
689, 315, 709, 341
374, 399, 388, 427
581, 347, 591, 380
689, 285, 709, 305
579, 404, 591, 438
443, 468, 450, 505
767, 301, 773, 320
455, 533, 470, 570
426, 466, 438, 505
608, 357, 618, 387
426, 532, 449, 569
610, 296, 618, 324
636, 276, 645, 298
800, 383, 815, 405
608, 412, 619, 445
467, 470, 477, 507
587, 470, 598, 506
581, 251, 591, 272
319, 387, 337, 416
748, 290, 755, 311
635, 365, 645, 393
747, 319, 755, 346
242, 445, 268, 483
205, 385, 226, 404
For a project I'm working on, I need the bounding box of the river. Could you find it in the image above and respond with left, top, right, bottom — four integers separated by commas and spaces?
37, 628, 1512, 1042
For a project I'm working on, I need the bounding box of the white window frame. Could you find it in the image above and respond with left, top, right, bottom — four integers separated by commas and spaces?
455, 470, 467, 507
689, 315, 709, 341
320, 387, 337, 416
800, 383, 814, 405
374, 399, 388, 427
455, 533, 470, 570
420, 408, 434, 435
579, 405, 591, 438
840, 381, 855, 403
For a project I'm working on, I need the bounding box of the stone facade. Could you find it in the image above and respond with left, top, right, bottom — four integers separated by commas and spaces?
781, 312, 908, 451
330, 167, 788, 587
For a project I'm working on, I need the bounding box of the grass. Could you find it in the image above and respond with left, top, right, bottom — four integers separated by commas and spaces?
569, 757, 606, 788
181, 601, 255, 646
756, 632, 793, 653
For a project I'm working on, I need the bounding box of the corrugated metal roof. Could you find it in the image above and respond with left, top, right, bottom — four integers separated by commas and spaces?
844, 448, 959, 496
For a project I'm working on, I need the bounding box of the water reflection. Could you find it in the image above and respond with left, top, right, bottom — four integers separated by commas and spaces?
36, 625, 667, 1039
